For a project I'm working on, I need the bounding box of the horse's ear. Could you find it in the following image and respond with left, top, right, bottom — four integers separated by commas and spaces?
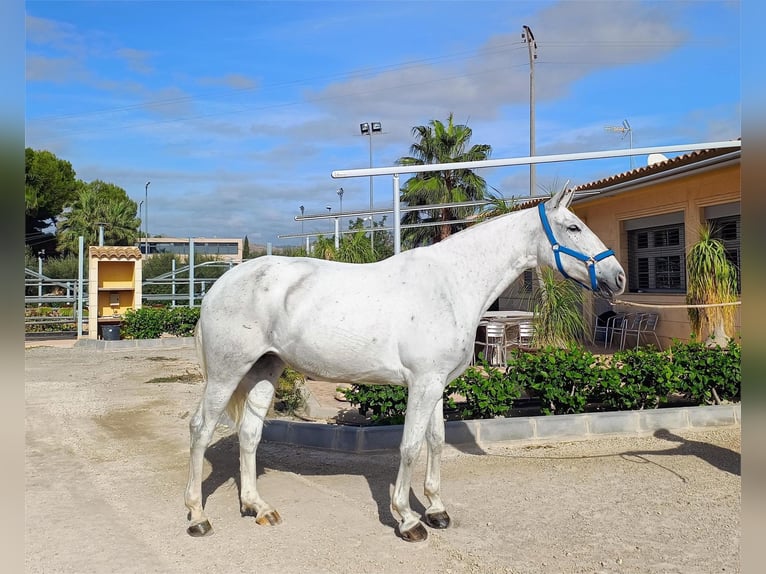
545, 182, 574, 210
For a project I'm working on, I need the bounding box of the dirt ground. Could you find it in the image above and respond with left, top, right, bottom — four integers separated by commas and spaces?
25, 342, 741, 574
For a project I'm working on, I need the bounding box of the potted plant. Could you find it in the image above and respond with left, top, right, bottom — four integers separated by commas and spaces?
686, 223, 739, 347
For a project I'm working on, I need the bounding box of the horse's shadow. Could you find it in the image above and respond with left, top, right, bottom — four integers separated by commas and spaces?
621, 428, 740, 478
200, 428, 486, 531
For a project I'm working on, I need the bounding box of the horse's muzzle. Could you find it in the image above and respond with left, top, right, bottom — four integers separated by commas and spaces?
597, 271, 625, 299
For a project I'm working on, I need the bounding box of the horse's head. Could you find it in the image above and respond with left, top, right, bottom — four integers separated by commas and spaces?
536, 186, 625, 298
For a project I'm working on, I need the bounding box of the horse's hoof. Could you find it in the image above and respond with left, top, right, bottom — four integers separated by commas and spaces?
424, 511, 451, 529
255, 510, 282, 526
187, 520, 213, 537
399, 522, 428, 542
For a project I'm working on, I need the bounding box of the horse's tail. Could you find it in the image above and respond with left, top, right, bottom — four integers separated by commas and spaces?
194, 318, 244, 429
194, 320, 207, 382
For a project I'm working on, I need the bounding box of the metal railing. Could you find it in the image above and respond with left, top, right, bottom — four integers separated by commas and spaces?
25, 259, 239, 333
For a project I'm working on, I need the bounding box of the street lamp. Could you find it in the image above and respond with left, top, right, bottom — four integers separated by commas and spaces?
360, 121, 382, 248
144, 181, 151, 256
326, 205, 332, 233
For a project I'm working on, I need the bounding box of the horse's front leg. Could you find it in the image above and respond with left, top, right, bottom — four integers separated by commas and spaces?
391, 380, 444, 542
423, 397, 450, 529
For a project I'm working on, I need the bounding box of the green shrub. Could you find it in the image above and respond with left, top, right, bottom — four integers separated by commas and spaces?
513, 346, 603, 415
122, 306, 200, 339
601, 347, 678, 410
337, 339, 740, 424
274, 368, 307, 415
340, 383, 410, 425
670, 338, 741, 404
452, 361, 522, 419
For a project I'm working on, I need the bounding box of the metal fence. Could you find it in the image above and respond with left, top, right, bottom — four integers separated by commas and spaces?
24, 260, 238, 334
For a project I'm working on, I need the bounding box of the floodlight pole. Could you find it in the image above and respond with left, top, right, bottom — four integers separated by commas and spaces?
360, 121, 382, 249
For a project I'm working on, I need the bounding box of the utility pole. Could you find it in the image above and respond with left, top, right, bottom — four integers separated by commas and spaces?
522, 25, 537, 196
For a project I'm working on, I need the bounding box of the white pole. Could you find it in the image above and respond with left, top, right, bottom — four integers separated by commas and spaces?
188, 239, 195, 307
334, 218, 340, 250
393, 174, 401, 255
38, 255, 43, 304
332, 140, 741, 179
77, 236, 84, 338
171, 258, 176, 308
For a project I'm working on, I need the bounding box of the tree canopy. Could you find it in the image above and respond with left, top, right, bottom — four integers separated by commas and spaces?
25, 148, 81, 254
396, 113, 492, 247
56, 180, 140, 255
25, 149, 141, 257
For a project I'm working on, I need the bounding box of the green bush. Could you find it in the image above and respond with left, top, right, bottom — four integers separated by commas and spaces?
338, 340, 741, 423
122, 306, 200, 339
510, 346, 604, 415
274, 368, 307, 415
670, 338, 741, 404
452, 361, 523, 419
340, 383, 410, 425
602, 347, 679, 410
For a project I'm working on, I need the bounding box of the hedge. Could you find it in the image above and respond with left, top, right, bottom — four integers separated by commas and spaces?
340, 339, 741, 424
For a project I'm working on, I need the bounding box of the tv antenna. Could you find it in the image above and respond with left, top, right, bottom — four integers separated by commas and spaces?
605, 119, 634, 170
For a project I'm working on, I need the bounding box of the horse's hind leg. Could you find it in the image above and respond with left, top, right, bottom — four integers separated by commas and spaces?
238, 354, 284, 526
184, 372, 243, 537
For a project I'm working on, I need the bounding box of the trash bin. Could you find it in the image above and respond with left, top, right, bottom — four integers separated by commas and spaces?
101, 324, 121, 340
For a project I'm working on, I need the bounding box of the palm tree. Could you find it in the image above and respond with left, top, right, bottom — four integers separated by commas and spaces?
686, 223, 739, 346
531, 267, 586, 348
57, 182, 140, 254
396, 113, 492, 247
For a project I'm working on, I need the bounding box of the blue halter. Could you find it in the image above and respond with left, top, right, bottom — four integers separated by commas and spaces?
537, 202, 615, 292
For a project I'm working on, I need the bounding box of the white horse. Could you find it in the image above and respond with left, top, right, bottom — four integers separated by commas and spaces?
184, 186, 625, 542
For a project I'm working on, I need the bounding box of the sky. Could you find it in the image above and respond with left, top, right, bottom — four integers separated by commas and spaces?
24, 0, 742, 247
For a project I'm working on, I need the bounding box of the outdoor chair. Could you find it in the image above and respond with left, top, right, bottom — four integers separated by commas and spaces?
637, 312, 662, 349
593, 312, 626, 349
613, 312, 645, 350
516, 319, 535, 348
474, 320, 508, 366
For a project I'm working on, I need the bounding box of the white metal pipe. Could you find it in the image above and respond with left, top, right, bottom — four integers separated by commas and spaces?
334, 218, 340, 250
77, 236, 84, 338
393, 174, 401, 255
331, 140, 740, 179
188, 238, 195, 307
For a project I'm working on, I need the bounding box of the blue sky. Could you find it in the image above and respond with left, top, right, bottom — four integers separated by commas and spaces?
25, 0, 741, 246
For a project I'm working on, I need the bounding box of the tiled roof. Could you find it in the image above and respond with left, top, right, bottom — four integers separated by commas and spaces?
88, 246, 143, 260
573, 143, 741, 193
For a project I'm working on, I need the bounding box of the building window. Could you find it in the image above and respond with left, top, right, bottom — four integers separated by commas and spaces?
625, 212, 685, 293
705, 203, 740, 292
522, 269, 534, 292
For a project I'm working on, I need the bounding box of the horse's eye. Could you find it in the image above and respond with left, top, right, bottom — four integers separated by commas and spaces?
567, 225, 581, 232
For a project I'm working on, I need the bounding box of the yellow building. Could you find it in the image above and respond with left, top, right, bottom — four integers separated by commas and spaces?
571, 145, 741, 347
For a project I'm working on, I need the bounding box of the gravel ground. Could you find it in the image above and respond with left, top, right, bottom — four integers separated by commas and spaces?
25, 343, 741, 574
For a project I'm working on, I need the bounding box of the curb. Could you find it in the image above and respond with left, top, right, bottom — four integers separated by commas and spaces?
73, 336, 195, 351
262, 404, 740, 453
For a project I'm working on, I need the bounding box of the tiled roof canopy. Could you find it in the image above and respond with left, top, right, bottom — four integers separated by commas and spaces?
573, 144, 741, 193
88, 246, 143, 260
